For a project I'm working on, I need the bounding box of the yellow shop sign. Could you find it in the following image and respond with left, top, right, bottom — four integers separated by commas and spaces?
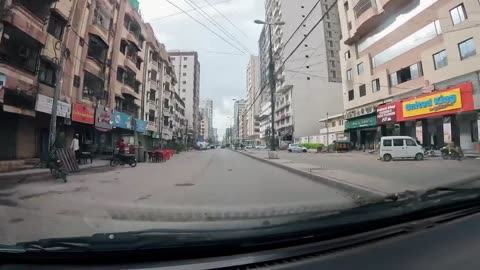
402, 88, 462, 118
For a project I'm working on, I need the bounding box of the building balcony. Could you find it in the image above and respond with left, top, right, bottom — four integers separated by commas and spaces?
148, 100, 157, 111
121, 84, 140, 100
163, 107, 171, 116
275, 100, 290, 111
7, 0, 53, 44
164, 73, 172, 83
277, 84, 292, 94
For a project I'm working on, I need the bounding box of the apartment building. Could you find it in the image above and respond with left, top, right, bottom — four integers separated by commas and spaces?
199, 112, 210, 142
245, 55, 261, 143
0, 0, 183, 163
260, 0, 343, 143
339, 0, 480, 152
168, 51, 201, 143
201, 98, 214, 139
233, 99, 246, 142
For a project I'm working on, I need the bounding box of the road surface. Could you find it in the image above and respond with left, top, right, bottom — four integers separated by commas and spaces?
0, 149, 355, 244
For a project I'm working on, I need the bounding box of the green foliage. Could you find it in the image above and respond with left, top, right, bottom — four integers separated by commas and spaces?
300, 143, 324, 149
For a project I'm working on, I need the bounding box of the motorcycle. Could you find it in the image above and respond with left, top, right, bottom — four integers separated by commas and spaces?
441, 147, 464, 160
423, 145, 436, 157
110, 153, 137, 167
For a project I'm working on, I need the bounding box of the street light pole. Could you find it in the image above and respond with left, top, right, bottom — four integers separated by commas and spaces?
267, 24, 276, 151
255, 19, 284, 151
326, 112, 329, 153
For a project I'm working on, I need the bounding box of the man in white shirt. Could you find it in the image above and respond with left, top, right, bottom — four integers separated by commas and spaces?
71, 134, 80, 163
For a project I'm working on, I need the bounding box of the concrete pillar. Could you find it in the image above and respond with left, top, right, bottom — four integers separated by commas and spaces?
422, 119, 429, 146
399, 122, 406, 136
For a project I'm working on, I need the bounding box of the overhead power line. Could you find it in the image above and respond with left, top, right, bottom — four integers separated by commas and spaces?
282, 0, 339, 65
164, 0, 246, 54
282, 0, 322, 48
240, 1, 338, 122
203, 0, 250, 39
148, 0, 232, 22
183, 0, 251, 54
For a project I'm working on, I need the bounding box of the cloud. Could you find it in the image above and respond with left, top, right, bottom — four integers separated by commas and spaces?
140, 0, 265, 141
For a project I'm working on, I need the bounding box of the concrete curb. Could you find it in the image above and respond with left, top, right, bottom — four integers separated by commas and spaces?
233, 150, 386, 200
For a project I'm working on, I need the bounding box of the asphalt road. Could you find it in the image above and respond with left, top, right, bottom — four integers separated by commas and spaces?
0, 149, 355, 244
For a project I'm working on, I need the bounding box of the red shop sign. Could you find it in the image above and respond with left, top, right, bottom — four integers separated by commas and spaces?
376, 102, 400, 125
72, 103, 95, 124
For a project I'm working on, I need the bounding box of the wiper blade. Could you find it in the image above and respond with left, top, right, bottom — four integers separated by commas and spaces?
383, 187, 480, 203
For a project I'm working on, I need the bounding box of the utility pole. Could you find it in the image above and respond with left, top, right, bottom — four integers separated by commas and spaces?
326, 112, 330, 152
48, 1, 77, 149
267, 24, 276, 151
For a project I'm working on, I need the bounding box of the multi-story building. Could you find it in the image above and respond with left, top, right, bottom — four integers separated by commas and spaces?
172, 90, 186, 144
260, 0, 344, 143
258, 26, 273, 142
245, 55, 261, 143
233, 99, 246, 142
0, 0, 181, 164
200, 112, 210, 142
168, 51, 201, 144
339, 0, 480, 152
201, 98, 214, 139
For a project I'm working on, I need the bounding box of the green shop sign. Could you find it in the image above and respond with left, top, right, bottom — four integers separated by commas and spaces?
345, 115, 377, 130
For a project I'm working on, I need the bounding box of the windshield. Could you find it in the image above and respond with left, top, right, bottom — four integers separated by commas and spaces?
1, 0, 480, 257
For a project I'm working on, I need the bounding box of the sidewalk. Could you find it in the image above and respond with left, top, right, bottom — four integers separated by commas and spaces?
0, 159, 110, 182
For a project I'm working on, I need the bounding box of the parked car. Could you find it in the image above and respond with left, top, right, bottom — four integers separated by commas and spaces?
245, 145, 253, 149
256, 144, 267, 150
221, 145, 226, 149
379, 136, 424, 161
288, 144, 308, 153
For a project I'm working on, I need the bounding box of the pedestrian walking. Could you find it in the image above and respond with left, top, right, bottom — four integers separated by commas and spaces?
118, 139, 126, 154
71, 134, 80, 163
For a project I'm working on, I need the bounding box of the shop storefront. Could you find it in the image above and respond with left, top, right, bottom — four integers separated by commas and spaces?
376, 103, 401, 137
112, 111, 135, 145
395, 82, 476, 150
345, 114, 378, 150
71, 103, 95, 152
34, 94, 72, 159
94, 105, 113, 155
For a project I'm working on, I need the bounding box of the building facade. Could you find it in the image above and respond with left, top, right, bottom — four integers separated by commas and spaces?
339, 0, 480, 152
233, 99, 246, 142
245, 55, 261, 143
0, 0, 184, 164
260, 0, 344, 143
201, 98, 213, 140
168, 51, 201, 145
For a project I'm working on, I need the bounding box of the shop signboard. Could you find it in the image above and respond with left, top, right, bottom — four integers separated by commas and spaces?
72, 103, 95, 124
35, 94, 71, 118
95, 105, 112, 131
376, 103, 398, 125
112, 111, 134, 130
398, 83, 474, 121
345, 114, 377, 130
135, 119, 146, 133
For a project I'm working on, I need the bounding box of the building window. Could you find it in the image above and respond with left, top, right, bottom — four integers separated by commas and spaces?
345, 50, 351, 60
331, 121, 336, 127
148, 110, 155, 122
347, 21, 352, 30
344, 1, 349, 11
372, 78, 380, 92
348, 89, 354, 101
47, 12, 66, 39
328, 31, 332, 38
458, 38, 476, 60
182, 72, 187, 76
331, 70, 336, 78
450, 4, 467, 25
183, 65, 187, 68
183, 57, 187, 60
346, 69, 352, 80
357, 62, 364, 75
389, 62, 423, 86
87, 34, 108, 64
330, 50, 334, 57
182, 89, 186, 92
359, 84, 366, 97
83, 71, 104, 99
183, 81, 187, 84
327, 22, 331, 28
328, 40, 333, 47
38, 60, 56, 86
433, 50, 448, 69
149, 89, 156, 101
171, 57, 175, 61
330, 60, 335, 67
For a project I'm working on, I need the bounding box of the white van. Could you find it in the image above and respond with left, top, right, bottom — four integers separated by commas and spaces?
379, 136, 424, 161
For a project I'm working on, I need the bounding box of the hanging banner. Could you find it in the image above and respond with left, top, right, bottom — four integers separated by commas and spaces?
415, 121, 423, 145
135, 119, 146, 133
443, 116, 452, 144
95, 105, 112, 131
112, 111, 134, 130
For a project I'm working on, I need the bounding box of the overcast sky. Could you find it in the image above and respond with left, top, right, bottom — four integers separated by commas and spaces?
139, 0, 265, 140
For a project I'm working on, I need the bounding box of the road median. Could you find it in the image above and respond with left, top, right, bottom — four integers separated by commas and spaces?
233, 149, 387, 200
